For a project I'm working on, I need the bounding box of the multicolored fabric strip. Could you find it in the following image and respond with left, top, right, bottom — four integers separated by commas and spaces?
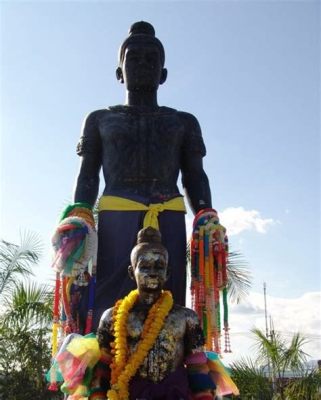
190, 209, 230, 353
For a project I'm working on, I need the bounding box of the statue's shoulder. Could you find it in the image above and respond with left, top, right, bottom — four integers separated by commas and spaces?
176, 110, 200, 123
99, 306, 114, 326
176, 111, 202, 134
85, 108, 112, 121
104, 105, 178, 116
81, 109, 111, 132
172, 304, 200, 322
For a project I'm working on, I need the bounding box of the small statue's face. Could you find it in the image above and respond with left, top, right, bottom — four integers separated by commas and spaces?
122, 42, 164, 92
134, 249, 168, 292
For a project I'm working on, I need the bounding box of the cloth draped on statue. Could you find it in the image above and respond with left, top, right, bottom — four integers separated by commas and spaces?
92, 192, 187, 329
128, 366, 190, 400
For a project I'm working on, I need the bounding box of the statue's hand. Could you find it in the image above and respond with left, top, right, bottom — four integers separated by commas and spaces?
51, 203, 97, 277
192, 208, 227, 242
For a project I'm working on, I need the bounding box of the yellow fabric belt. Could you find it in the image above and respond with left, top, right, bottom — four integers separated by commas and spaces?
98, 195, 186, 230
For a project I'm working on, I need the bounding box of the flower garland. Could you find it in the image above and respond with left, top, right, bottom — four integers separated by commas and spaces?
191, 208, 230, 353
107, 289, 173, 400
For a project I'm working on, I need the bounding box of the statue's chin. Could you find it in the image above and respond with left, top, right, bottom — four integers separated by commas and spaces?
145, 281, 160, 289
140, 282, 162, 292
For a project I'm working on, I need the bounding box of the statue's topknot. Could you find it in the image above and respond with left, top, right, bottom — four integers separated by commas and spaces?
118, 21, 165, 66
136, 227, 162, 245
128, 21, 155, 37
130, 227, 168, 266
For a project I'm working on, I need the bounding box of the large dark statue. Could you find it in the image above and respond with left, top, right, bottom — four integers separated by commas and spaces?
73, 21, 212, 327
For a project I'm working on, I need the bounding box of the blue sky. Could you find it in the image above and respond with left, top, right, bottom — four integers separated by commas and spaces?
1, 1, 320, 361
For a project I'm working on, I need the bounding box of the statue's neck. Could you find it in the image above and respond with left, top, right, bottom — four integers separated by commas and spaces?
125, 90, 158, 108
137, 291, 161, 307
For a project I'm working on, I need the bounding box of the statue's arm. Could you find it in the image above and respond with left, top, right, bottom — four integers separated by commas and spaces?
180, 112, 212, 214
184, 308, 205, 354
89, 308, 113, 399
73, 111, 102, 206
184, 309, 216, 399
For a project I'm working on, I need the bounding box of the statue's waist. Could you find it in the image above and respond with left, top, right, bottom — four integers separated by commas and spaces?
103, 180, 181, 200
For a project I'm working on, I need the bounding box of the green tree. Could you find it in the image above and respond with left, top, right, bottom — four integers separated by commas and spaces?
285, 367, 321, 400
0, 232, 42, 299
253, 328, 308, 399
231, 328, 320, 400
231, 357, 273, 399
0, 234, 60, 399
226, 250, 251, 303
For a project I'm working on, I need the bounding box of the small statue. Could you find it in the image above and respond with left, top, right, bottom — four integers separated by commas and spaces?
88, 227, 238, 400
47, 228, 238, 399
71, 21, 212, 328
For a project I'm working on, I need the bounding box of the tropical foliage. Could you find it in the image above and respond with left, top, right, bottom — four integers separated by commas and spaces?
284, 367, 321, 400
0, 234, 61, 399
226, 250, 251, 303
0, 232, 42, 300
231, 357, 273, 399
231, 328, 321, 400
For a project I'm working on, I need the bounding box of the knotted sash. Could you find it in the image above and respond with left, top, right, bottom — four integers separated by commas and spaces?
98, 195, 186, 230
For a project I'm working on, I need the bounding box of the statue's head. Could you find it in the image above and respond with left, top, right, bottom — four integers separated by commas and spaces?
128, 227, 169, 292
116, 21, 167, 91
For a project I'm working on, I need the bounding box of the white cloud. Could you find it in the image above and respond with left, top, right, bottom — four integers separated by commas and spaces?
222, 291, 321, 366
220, 207, 275, 236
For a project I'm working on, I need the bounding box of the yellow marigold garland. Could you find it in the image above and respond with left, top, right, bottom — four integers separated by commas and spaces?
108, 289, 173, 400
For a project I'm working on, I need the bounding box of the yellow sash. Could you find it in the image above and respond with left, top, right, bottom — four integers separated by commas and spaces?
98, 195, 186, 230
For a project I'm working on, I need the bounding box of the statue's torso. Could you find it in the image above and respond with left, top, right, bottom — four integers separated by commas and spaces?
96, 106, 186, 199
127, 305, 187, 382
98, 304, 204, 383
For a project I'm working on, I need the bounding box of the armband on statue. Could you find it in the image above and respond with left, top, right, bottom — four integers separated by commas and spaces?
190, 208, 231, 353
49, 203, 98, 390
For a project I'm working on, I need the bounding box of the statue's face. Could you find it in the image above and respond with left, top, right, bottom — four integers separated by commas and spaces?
122, 42, 163, 92
134, 249, 168, 292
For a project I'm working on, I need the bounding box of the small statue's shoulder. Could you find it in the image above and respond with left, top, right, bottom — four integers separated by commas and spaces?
99, 306, 114, 325
97, 307, 114, 348
172, 304, 199, 322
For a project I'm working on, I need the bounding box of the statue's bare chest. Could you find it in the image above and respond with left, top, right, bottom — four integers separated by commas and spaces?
127, 308, 186, 342
97, 111, 185, 156
125, 308, 186, 381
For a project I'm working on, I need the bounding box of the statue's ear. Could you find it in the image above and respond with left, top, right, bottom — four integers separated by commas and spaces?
116, 67, 124, 83
128, 265, 135, 280
159, 68, 167, 85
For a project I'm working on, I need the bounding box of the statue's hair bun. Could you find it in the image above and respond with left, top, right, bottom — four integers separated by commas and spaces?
119, 21, 165, 66
128, 21, 155, 37
136, 227, 162, 244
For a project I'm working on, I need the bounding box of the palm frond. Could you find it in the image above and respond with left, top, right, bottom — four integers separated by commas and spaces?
252, 327, 285, 368
1, 281, 52, 331
231, 356, 273, 399
227, 251, 252, 303
0, 231, 43, 299
285, 367, 321, 399
282, 332, 309, 371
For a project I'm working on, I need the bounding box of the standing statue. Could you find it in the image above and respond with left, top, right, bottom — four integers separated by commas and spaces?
71, 21, 212, 328
48, 228, 238, 399
48, 21, 234, 399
